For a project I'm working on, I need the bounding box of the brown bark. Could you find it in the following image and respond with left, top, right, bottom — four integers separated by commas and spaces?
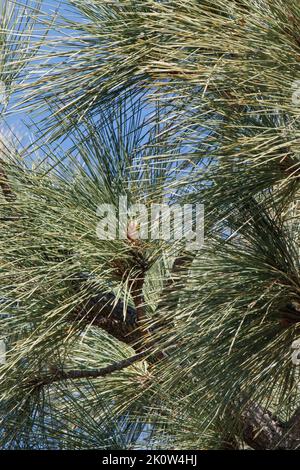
70, 255, 192, 355
233, 401, 300, 449
70, 288, 143, 348
0, 160, 16, 201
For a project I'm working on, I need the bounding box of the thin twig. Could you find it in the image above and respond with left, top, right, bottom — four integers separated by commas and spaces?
32, 350, 149, 387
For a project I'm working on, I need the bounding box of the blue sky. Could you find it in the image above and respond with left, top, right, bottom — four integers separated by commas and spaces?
3, 0, 155, 170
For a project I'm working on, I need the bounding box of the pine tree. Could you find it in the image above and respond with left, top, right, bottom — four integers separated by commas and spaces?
0, 0, 300, 449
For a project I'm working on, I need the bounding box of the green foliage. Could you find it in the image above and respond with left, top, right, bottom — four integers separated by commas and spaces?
0, 0, 300, 449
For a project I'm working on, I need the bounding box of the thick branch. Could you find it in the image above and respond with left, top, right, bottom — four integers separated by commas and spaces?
70, 285, 144, 349
234, 401, 300, 449
70, 256, 192, 354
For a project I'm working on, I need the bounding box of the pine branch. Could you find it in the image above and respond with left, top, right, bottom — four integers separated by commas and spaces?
234, 401, 300, 449
70, 286, 142, 348
70, 255, 192, 355
0, 160, 16, 202
30, 350, 149, 388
